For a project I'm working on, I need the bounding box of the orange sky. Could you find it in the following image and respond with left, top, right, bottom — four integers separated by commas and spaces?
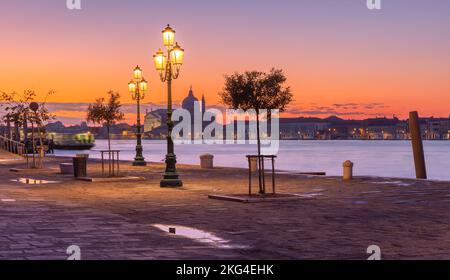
1, 1, 449, 124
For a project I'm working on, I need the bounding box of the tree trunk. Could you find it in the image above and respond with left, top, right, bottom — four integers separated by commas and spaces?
36, 122, 44, 169
14, 120, 20, 142
6, 118, 11, 139
107, 124, 111, 152
23, 116, 28, 143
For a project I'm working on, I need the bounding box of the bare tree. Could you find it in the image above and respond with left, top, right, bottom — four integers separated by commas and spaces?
220, 68, 293, 194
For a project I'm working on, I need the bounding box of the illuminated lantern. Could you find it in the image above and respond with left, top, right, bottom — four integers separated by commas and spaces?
153, 49, 166, 71
170, 42, 184, 66
162, 24, 175, 48
139, 79, 148, 92
128, 81, 136, 93
133, 65, 142, 80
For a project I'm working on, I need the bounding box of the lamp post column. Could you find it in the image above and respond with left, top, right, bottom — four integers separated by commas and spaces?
133, 87, 146, 166
153, 24, 184, 188
161, 62, 183, 187
130, 66, 147, 167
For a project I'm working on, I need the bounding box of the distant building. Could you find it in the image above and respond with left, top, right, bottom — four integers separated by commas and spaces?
143, 87, 207, 139
422, 117, 450, 140
144, 109, 164, 133
366, 117, 407, 140
182, 87, 204, 116
143, 109, 167, 139
325, 117, 365, 140
105, 123, 135, 139
44, 121, 136, 140
45, 121, 66, 132
180, 86, 208, 139
279, 118, 330, 140
42, 107, 450, 141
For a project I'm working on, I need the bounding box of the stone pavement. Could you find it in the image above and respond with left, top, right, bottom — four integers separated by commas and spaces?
1, 154, 450, 260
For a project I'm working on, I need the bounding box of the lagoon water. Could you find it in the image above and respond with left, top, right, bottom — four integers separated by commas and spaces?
54, 140, 450, 181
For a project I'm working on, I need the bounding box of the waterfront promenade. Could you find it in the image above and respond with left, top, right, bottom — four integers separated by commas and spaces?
1, 151, 450, 260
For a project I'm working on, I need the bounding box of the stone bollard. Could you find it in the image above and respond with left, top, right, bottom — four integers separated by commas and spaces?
76, 154, 89, 159
60, 163, 74, 175
343, 160, 354, 180
249, 157, 258, 172
200, 154, 214, 169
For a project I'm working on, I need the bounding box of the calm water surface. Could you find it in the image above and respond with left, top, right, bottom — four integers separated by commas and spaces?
54, 140, 450, 180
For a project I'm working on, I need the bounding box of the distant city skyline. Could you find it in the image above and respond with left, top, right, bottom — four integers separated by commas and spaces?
34, 111, 450, 142
1, 86, 449, 126
7, 99, 449, 126
1, 0, 450, 121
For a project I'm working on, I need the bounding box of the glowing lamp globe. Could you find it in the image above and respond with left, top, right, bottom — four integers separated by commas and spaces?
162, 24, 175, 48
133, 66, 143, 80
128, 81, 136, 93
153, 49, 166, 71
139, 79, 148, 92
170, 43, 184, 66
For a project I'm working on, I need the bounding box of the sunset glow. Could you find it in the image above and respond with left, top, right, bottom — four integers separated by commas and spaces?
1, 0, 449, 124
2, 1, 450, 265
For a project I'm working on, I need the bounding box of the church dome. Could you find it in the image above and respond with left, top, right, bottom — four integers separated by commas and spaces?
182, 87, 199, 113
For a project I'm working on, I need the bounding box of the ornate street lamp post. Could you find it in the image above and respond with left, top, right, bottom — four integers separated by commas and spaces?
128, 65, 148, 166
153, 24, 185, 188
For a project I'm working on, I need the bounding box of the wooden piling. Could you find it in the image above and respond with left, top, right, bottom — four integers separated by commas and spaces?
409, 111, 427, 179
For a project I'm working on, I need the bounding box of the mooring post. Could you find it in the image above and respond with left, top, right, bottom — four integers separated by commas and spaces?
409, 111, 427, 179
343, 160, 354, 180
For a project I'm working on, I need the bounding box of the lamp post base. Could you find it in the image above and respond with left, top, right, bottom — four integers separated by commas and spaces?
132, 158, 147, 166
160, 172, 183, 188
133, 141, 146, 166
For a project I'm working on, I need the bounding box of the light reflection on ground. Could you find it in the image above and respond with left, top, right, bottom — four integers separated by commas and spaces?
0, 159, 22, 162
152, 224, 249, 249
287, 192, 324, 198
10, 178, 60, 185
373, 181, 413, 187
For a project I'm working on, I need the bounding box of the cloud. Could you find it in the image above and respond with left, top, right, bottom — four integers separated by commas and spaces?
286, 102, 389, 117
364, 103, 386, 109
288, 108, 365, 116
42, 102, 185, 125
52, 116, 86, 126
332, 103, 359, 109
45, 102, 167, 114
2, 101, 392, 125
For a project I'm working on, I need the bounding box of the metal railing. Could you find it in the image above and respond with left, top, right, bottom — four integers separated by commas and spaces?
0, 135, 26, 157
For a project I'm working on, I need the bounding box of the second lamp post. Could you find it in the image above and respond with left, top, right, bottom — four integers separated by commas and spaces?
153, 24, 185, 188
128, 65, 148, 166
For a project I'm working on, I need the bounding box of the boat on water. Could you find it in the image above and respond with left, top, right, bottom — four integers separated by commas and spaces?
47, 132, 95, 150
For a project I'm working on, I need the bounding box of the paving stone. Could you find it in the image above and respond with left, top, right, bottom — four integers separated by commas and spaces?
1, 156, 450, 259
